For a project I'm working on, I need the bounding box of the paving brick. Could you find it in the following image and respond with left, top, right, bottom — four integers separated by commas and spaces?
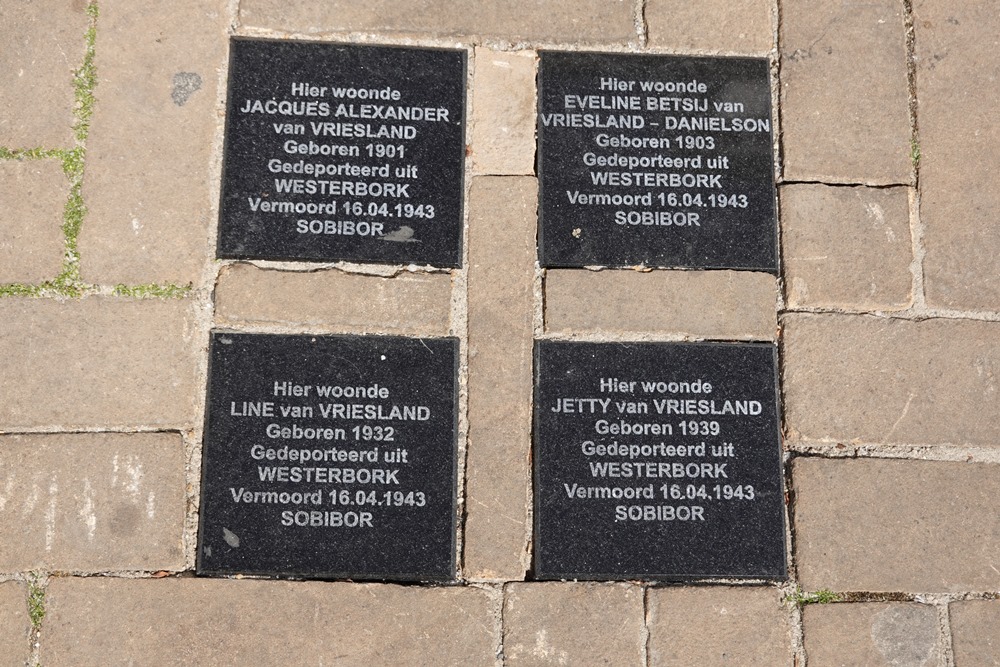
647, 587, 790, 666
646, 0, 773, 54
464, 177, 535, 580
0, 433, 185, 572
78, 0, 227, 284
0, 582, 29, 667
803, 603, 941, 667
546, 269, 777, 340
503, 582, 644, 666
0, 297, 199, 429
0, 160, 67, 284
43, 577, 495, 665
915, 3, 1000, 311
239, 0, 637, 44
0, 1, 87, 148
783, 314, 1000, 447
951, 600, 1000, 666
780, 0, 911, 184
781, 184, 912, 310
471, 49, 536, 176
794, 458, 1000, 592
215, 263, 453, 336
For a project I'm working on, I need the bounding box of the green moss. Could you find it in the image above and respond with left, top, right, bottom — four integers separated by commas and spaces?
785, 588, 841, 605
73, 6, 98, 145
53, 0, 98, 292
26, 574, 45, 630
910, 138, 921, 169
0, 147, 65, 161
0, 284, 44, 298
112, 283, 193, 299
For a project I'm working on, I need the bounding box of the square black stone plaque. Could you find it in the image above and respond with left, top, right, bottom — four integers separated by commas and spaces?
197, 332, 458, 581
538, 51, 777, 270
217, 39, 466, 267
533, 341, 785, 580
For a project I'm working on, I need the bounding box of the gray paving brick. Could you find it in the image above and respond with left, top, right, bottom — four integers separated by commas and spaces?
0, 433, 185, 572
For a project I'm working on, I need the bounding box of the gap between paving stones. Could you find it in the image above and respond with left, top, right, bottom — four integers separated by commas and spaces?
232, 26, 776, 58
788, 442, 1000, 465
633, 0, 648, 48
901, 0, 930, 316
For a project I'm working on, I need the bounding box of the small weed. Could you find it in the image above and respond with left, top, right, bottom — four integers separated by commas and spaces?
27, 574, 46, 630
73, 5, 98, 144
910, 138, 921, 168
786, 588, 841, 605
0, 284, 43, 298
0, 147, 64, 161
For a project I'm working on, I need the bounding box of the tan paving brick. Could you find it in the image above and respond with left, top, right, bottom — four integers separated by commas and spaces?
0, 433, 185, 573
781, 184, 912, 310
43, 577, 495, 665
78, 0, 227, 284
464, 177, 535, 580
0, 582, 29, 667
239, 0, 637, 44
0, 160, 68, 283
471, 49, 536, 176
951, 600, 1000, 666
794, 458, 1000, 592
504, 582, 644, 666
647, 587, 790, 666
0, 1, 88, 149
780, 0, 911, 184
215, 263, 453, 336
803, 603, 941, 667
783, 314, 1000, 447
915, 3, 1000, 311
646, 0, 773, 54
0, 297, 199, 429
546, 269, 777, 340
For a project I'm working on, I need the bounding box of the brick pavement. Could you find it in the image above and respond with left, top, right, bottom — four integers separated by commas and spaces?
2, 0, 998, 664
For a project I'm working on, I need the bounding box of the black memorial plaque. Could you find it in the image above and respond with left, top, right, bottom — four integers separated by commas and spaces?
197, 332, 458, 581
533, 341, 785, 580
538, 51, 777, 270
217, 39, 466, 267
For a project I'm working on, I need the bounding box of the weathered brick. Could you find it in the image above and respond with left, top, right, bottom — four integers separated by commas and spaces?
780, 0, 910, 184
781, 184, 912, 310
0, 1, 87, 148
803, 603, 941, 667
546, 269, 777, 340
78, 0, 227, 284
464, 177, 535, 580
43, 578, 495, 665
783, 314, 1000, 447
0, 297, 199, 429
915, 3, 1000, 311
646, 0, 772, 53
0, 582, 29, 667
215, 263, 453, 336
951, 600, 1000, 665
503, 582, 644, 666
0, 160, 67, 284
794, 458, 1000, 592
647, 587, 790, 666
471, 49, 536, 176
0, 433, 185, 572
239, 0, 637, 44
